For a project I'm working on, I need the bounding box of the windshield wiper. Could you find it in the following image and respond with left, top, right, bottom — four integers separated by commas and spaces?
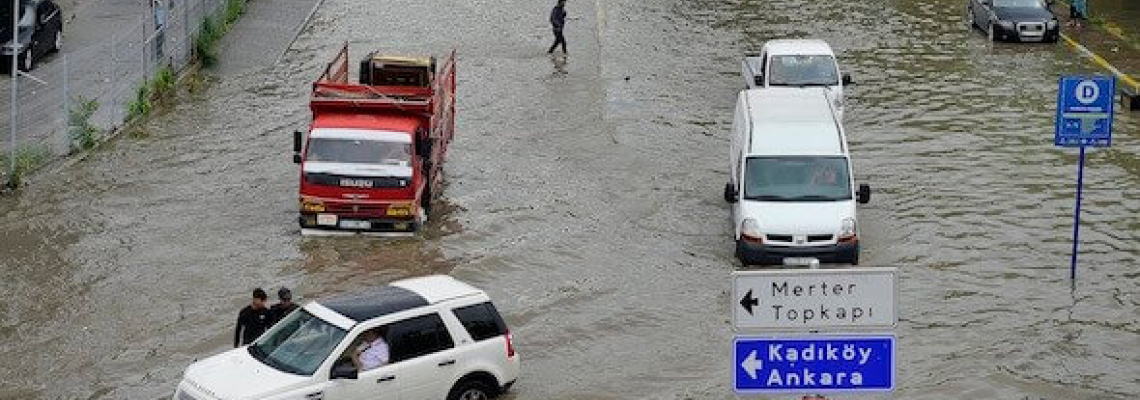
787, 195, 845, 201
744, 195, 792, 201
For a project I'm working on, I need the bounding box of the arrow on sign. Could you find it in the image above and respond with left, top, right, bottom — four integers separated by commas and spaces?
741, 350, 763, 380
739, 289, 759, 315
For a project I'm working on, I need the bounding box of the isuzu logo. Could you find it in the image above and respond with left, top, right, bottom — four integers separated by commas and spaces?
340, 178, 373, 188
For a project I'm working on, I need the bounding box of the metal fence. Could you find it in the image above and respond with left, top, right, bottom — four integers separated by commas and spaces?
1, 0, 231, 183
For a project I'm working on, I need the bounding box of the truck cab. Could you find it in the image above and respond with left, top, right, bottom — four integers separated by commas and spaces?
742, 39, 851, 119
294, 44, 455, 235
725, 88, 870, 266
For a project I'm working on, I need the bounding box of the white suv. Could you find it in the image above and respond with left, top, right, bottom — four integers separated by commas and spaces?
174, 275, 520, 400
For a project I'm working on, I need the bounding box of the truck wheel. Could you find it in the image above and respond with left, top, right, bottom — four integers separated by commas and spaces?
447, 380, 493, 400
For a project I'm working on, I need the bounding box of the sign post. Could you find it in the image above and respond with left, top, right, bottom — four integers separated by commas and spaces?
731, 268, 898, 395
1055, 76, 1115, 281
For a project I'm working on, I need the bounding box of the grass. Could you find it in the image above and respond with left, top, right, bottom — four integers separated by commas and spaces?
126, 81, 153, 120
151, 66, 176, 99
68, 97, 101, 152
1, 146, 52, 189
194, 0, 247, 68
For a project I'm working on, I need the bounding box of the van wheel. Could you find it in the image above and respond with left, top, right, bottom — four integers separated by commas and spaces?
447, 380, 493, 400
723, 183, 734, 203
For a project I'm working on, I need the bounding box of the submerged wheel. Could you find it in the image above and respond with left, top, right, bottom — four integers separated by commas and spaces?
447, 380, 493, 400
19, 49, 34, 72
51, 30, 62, 53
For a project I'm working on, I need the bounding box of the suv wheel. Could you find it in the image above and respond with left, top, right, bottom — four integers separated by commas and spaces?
448, 380, 493, 400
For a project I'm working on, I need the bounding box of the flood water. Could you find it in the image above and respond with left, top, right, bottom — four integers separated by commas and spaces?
1, 0, 1139, 398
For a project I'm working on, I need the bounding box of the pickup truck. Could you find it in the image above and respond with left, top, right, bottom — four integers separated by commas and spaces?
294, 43, 456, 235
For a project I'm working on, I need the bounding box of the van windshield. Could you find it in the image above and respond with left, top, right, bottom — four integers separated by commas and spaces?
768, 55, 839, 86
743, 156, 851, 201
306, 137, 411, 166
249, 310, 347, 376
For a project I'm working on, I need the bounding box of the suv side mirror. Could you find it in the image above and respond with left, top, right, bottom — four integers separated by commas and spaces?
842, 73, 854, 86
293, 130, 303, 164
857, 184, 871, 204
724, 183, 739, 203
330, 362, 358, 380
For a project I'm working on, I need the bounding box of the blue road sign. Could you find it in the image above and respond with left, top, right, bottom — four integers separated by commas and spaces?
1055, 76, 1115, 147
734, 336, 894, 394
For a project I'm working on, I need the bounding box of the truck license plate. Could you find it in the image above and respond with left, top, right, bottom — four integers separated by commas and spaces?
339, 220, 371, 230
317, 214, 338, 226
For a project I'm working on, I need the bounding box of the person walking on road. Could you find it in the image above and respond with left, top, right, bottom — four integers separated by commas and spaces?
234, 288, 272, 347
270, 287, 298, 325
548, 0, 568, 54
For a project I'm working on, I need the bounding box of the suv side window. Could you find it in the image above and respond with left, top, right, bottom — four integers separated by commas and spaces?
453, 302, 507, 341
387, 313, 454, 363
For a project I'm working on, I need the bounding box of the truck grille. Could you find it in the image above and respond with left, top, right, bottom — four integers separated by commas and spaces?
305, 172, 410, 189
324, 203, 388, 216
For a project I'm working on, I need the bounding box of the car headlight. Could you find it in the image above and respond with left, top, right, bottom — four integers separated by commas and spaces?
741, 218, 763, 242
839, 218, 856, 239
997, 20, 1014, 29
1047, 19, 1058, 29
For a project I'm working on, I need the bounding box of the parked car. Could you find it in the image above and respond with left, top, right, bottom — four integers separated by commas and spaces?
968, 0, 1059, 42
173, 275, 520, 400
725, 87, 870, 266
0, 0, 62, 72
741, 39, 852, 119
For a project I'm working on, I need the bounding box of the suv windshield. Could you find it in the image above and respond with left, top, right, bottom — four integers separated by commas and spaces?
744, 156, 851, 202
306, 138, 411, 166
768, 55, 839, 86
249, 310, 347, 376
993, 0, 1045, 8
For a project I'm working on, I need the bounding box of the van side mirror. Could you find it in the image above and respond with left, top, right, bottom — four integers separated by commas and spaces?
724, 183, 739, 203
753, 74, 763, 86
293, 130, 303, 164
842, 73, 854, 86
857, 184, 871, 204
330, 363, 358, 380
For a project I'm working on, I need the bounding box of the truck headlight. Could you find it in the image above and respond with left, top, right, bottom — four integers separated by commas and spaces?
386, 203, 416, 217
300, 197, 325, 213
839, 218, 857, 241
741, 218, 763, 242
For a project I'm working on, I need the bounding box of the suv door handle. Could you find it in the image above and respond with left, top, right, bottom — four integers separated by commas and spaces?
377, 375, 396, 383
438, 359, 456, 367
305, 392, 323, 400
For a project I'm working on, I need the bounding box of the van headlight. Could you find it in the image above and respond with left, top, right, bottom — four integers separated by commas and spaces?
839, 218, 857, 241
741, 218, 763, 242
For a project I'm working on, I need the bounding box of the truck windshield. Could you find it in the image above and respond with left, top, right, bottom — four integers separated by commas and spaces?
743, 156, 851, 202
249, 310, 347, 376
306, 138, 411, 166
768, 55, 839, 86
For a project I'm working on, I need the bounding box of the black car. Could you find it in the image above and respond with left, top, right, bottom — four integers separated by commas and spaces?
968, 0, 1059, 43
0, 0, 62, 72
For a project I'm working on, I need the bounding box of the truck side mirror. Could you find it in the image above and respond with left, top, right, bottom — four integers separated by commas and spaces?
842, 73, 854, 86
724, 183, 739, 203
293, 130, 303, 164
857, 184, 871, 204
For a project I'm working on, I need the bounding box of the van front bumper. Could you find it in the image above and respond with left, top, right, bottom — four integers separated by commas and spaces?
736, 240, 858, 265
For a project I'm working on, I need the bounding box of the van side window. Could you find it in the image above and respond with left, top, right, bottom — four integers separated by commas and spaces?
453, 302, 507, 341
388, 313, 454, 363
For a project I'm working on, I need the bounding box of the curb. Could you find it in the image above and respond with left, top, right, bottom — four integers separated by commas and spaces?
1059, 32, 1140, 94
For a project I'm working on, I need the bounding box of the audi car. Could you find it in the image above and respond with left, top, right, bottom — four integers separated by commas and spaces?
0, 0, 63, 73
968, 0, 1059, 43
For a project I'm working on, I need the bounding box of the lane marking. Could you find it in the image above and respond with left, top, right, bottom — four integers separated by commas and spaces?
1060, 32, 1140, 94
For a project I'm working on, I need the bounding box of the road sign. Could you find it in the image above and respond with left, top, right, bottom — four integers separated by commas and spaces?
732, 268, 897, 332
734, 336, 895, 393
1055, 76, 1115, 147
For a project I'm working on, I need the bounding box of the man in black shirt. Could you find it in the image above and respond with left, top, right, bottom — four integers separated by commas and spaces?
234, 288, 272, 347
547, 0, 568, 54
270, 287, 299, 325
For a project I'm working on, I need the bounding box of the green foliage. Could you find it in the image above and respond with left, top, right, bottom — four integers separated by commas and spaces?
196, 17, 221, 67
2, 146, 51, 189
127, 81, 153, 120
151, 66, 176, 99
224, 0, 246, 25
68, 97, 101, 152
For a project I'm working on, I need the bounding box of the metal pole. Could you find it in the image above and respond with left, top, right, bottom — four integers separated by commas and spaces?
1070, 146, 1086, 281
9, 0, 19, 182
62, 54, 68, 152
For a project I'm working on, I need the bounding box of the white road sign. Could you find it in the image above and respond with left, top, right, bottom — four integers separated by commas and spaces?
732, 268, 897, 332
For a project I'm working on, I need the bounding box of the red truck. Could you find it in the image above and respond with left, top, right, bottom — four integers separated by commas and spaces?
293, 44, 456, 234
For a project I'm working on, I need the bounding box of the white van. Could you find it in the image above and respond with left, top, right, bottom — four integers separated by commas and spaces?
724, 87, 870, 266
742, 39, 852, 119
173, 276, 519, 400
